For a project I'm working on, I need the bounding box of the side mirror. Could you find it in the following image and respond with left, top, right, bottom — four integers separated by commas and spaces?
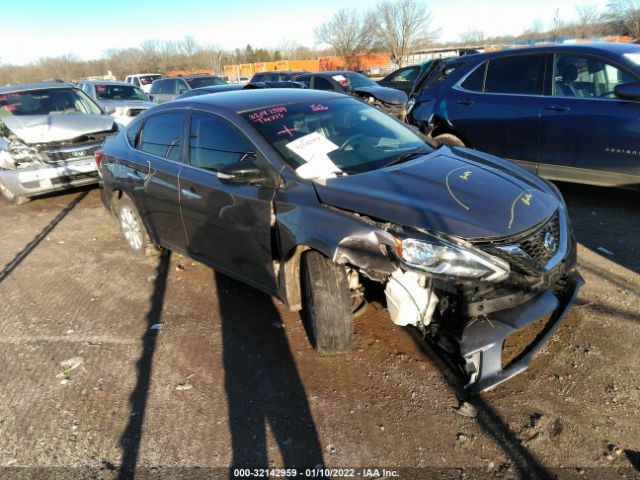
216, 160, 263, 184
614, 82, 640, 101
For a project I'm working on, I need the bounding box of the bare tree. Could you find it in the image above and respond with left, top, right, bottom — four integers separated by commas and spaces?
182, 35, 198, 56
576, 4, 601, 38
459, 28, 485, 45
374, 0, 438, 68
314, 9, 375, 69
607, 0, 640, 37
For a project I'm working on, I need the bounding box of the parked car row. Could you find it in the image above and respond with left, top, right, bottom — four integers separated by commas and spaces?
8, 44, 637, 395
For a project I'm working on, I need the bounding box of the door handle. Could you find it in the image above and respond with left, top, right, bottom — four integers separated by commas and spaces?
456, 99, 475, 106
545, 104, 570, 112
180, 187, 202, 200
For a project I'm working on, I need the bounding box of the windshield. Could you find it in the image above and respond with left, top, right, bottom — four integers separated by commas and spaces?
95, 84, 148, 101
186, 76, 226, 89
242, 97, 431, 178
140, 75, 161, 85
0, 88, 103, 116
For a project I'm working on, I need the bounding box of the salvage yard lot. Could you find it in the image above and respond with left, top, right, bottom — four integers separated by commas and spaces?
0, 183, 639, 479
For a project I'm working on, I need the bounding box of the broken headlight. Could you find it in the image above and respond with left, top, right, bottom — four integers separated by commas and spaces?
394, 235, 509, 282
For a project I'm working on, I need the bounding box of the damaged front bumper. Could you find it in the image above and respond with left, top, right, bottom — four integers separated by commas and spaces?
0, 157, 98, 197
460, 270, 584, 394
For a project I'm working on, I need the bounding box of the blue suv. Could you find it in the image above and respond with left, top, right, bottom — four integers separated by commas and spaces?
407, 43, 640, 187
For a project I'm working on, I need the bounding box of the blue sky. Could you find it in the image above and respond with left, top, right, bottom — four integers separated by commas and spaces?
1, 0, 608, 65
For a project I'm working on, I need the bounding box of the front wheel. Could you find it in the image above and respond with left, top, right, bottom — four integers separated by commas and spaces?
302, 251, 353, 355
117, 195, 157, 257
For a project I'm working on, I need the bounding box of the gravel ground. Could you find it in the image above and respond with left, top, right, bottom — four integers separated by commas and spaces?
0, 182, 638, 480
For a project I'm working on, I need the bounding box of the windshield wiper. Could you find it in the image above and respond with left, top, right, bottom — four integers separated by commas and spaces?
381, 149, 431, 169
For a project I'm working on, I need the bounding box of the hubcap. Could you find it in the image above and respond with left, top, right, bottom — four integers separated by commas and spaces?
119, 205, 143, 251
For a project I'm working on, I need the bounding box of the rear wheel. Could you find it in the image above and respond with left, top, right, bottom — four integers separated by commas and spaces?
302, 251, 353, 355
117, 196, 157, 257
0, 179, 29, 205
433, 133, 465, 147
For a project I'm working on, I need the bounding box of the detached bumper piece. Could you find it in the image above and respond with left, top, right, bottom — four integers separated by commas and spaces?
460, 270, 584, 394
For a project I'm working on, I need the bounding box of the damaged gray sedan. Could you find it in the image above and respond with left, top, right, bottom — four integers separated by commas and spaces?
98, 89, 583, 393
0, 83, 117, 204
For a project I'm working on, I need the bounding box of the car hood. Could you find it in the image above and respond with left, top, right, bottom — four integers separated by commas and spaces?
2, 114, 116, 144
353, 86, 408, 105
97, 99, 155, 110
312, 147, 560, 240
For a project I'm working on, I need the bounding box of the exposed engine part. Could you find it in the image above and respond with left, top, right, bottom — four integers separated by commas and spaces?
346, 267, 367, 316
0, 135, 42, 170
385, 269, 438, 327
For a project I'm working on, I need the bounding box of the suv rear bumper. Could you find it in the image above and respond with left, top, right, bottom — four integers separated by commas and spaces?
460, 270, 584, 394
0, 158, 98, 198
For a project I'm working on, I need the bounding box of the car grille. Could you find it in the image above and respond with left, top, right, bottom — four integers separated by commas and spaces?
484, 210, 561, 275
44, 144, 101, 163
519, 212, 560, 265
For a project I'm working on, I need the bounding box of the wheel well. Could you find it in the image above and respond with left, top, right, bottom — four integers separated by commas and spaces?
281, 245, 310, 312
111, 189, 123, 215
430, 126, 470, 147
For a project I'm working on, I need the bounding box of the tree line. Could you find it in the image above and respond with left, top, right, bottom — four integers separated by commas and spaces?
1, 0, 639, 85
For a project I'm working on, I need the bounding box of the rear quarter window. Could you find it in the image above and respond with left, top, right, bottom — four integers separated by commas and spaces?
460, 62, 486, 91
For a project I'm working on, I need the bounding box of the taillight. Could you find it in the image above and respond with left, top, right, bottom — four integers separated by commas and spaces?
95, 150, 104, 168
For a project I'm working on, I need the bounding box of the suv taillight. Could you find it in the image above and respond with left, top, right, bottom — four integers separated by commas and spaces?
95, 150, 104, 168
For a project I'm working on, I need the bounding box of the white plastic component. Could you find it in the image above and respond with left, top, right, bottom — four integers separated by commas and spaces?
384, 269, 438, 327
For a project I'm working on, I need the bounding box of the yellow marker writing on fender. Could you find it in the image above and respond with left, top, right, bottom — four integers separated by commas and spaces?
522, 193, 532, 206
459, 170, 472, 181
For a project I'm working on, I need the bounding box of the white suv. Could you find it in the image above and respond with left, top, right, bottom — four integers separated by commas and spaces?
124, 74, 162, 94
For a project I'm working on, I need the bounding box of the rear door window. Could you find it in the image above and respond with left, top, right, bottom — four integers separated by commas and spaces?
160, 79, 175, 94
188, 113, 254, 171
139, 112, 184, 161
295, 75, 311, 87
150, 80, 162, 94
484, 55, 543, 95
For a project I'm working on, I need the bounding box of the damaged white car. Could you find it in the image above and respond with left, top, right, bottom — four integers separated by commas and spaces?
0, 83, 118, 204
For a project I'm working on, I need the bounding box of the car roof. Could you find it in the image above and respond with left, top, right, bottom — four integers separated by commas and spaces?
176, 74, 221, 79
313, 71, 360, 76
191, 84, 244, 92
79, 80, 133, 86
467, 42, 640, 61
0, 82, 77, 94
128, 73, 161, 77
172, 88, 344, 113
255, 70, 305, 74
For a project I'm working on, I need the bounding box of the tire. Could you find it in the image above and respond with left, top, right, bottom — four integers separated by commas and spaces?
302, 251, 353, 356
116, 195, 157, 257
0, 179, 30, 205
433, 133, 465, 147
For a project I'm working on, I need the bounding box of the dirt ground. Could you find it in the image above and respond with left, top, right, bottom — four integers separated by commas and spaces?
0, 182, 639, 480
